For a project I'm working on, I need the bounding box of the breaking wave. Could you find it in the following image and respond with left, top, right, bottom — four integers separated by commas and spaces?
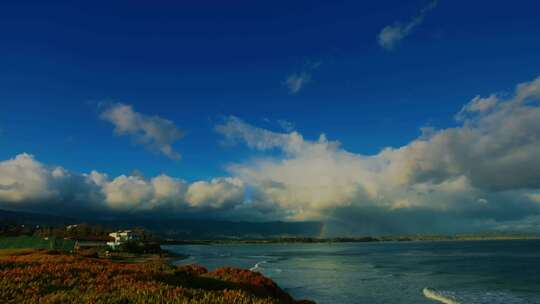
423, 288, 460, 304
250, 260, 267, 271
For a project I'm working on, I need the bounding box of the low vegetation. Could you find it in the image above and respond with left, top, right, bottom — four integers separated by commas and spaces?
0, 236, 75, 251
0, 249, 313, 304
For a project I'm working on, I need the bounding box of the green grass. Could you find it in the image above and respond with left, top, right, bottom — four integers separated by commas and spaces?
0, 236, 75, 251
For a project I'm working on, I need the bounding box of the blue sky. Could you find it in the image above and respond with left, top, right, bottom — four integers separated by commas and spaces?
1, 1, 540, 233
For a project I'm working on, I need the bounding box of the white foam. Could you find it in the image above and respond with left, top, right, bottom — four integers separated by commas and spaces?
250, 260, 267, 271
423, 288, 460, 304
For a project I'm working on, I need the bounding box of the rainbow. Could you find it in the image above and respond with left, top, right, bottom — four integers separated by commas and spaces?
317, 222, 329, 238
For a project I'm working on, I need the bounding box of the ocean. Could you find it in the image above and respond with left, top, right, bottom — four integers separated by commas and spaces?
165, 240, 540, 304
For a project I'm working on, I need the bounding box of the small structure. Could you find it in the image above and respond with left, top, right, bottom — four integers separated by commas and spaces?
74, 240, 107, 251
69, 236, 110, 253
66, 224, 79, 230
107, 230, 141, 249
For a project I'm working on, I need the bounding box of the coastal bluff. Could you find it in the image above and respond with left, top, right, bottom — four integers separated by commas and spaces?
0, 249, 315, 304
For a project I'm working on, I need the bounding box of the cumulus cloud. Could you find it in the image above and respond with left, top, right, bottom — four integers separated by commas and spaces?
103, 175, 156, 210
378, 0, 438, 50
0, 154, 57, 203
0, 154, 244, 217
217, 76, 540, 232
186, 178, 244, 209
455, 95, 498, 120
100, 103, 184, 160
3, 76, 540, 234
0, 154, 107, 212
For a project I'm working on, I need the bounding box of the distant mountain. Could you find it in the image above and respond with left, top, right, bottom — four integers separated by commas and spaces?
100, 218, 323, 240
0, 209, 76, 226
0, 209, 322, 239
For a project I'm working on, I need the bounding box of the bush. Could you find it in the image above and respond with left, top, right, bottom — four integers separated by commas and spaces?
116, 241, 161, 254
0, 250, 312, 304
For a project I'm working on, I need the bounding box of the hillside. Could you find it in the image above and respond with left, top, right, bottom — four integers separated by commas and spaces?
0, 249, 314, 304
0, 209, 322, 239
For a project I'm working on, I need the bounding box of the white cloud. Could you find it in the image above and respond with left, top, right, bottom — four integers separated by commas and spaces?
215, 116, 311, 154
3, 75, 540, 233
100, 103, 184, 160
0, 154, 108, 210
0, 153, 244, 216
86, 170, 108, 186
0, 153, 57, 203
217, 76, 540, 229
285, 72, 311, 94
103, 175, 155, 210
378, 0, 438, 50
283, 61, 321, 94
152, 174, 187, 202
455, 94, 499, 120
514, 76, 540, 103
186, 178, 244, 209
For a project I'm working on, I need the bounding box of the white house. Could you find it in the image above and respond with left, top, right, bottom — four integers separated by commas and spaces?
107, 230, 141, 249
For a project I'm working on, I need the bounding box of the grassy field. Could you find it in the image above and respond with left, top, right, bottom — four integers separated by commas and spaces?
0, 249, 314, 304
0, 236, 75, 251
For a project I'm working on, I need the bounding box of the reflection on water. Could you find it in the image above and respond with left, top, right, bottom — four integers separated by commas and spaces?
165, 240, 540, 304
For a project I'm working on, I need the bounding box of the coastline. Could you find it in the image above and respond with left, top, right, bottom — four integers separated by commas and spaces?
161, 238, 540, 304
0, 248, 314, 304
160, 235, 540, 246
104, 248, 190, 264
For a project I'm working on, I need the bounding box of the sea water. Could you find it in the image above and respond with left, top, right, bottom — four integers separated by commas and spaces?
165, 240, 540, 303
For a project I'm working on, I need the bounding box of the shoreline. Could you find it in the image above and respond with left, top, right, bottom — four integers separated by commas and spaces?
160, 235, 540, 246
0, 248, 315, 304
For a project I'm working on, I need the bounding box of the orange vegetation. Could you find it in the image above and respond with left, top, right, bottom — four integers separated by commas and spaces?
0, 249, 314, 304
